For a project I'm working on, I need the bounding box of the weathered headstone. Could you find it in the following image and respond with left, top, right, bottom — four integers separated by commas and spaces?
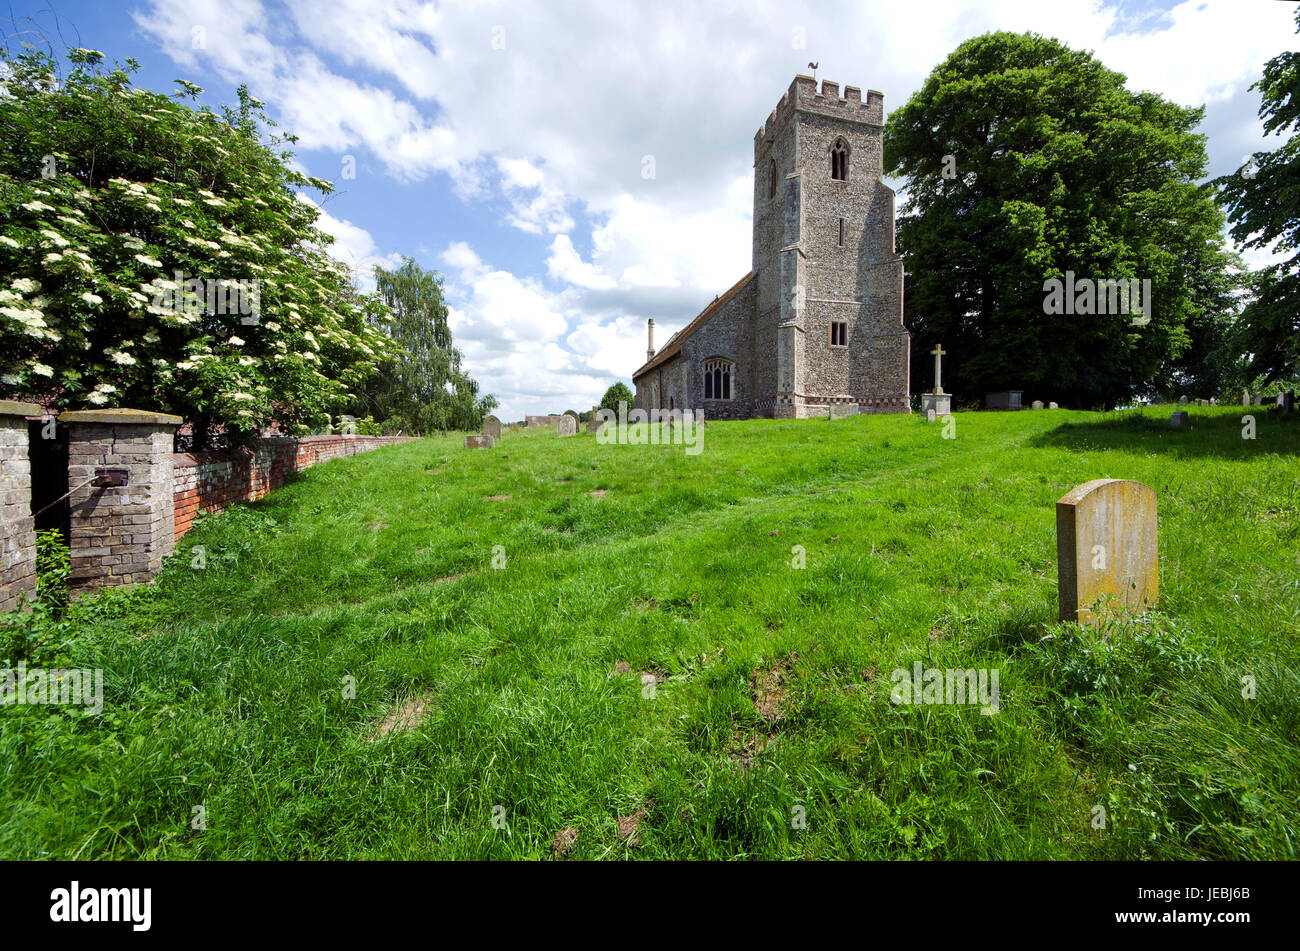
925, 408, 937, 423
985, 391, 1023, 411
1242, 389, 1251, 407
1170, 410, 1188, 429
557, 414, 577, 437
1284, 391, 1295, 413
1277, 393, 1287, 409
1254, 394, 1264, 406
1031, 400, 1044, 410
482, 415, 502, 441
829, 402, 859, 419
465, 433, 494, 450
1048, 401, 1059, 410
1056, 478, 1158, 624
1179, 395, 1188, 405
586, 406, 603, 434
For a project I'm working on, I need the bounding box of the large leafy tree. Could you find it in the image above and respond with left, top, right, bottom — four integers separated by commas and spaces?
599, 381, 633, 413
0, 49, 393, 447
354, 257, 495, 433
884, 32, 1235, 408
1214, 6, 1300, 388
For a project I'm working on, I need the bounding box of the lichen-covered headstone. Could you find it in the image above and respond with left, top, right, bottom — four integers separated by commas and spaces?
1056, 479, 1158, 624
557, 414, 577, 437
482, 415, 502, 441
465, 433, 494, 450
585, 406, 602, 434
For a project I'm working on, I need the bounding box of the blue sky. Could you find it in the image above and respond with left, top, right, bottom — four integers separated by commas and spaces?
5, 0, 1294, 419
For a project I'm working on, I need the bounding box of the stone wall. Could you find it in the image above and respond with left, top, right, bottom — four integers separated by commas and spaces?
0, 402, 40, 612
173, 434, 413, 540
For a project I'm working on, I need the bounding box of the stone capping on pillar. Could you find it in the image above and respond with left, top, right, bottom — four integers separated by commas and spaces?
59, 407, 183, 599
0, 401, 42, 612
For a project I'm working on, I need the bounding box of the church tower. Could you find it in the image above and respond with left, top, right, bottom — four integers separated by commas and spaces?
751, 76, 910, 416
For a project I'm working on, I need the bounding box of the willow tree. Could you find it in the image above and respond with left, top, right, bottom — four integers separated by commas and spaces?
357, 257, 495, 433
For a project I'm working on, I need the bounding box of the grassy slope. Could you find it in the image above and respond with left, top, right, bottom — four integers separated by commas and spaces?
1, 407, 1297, 859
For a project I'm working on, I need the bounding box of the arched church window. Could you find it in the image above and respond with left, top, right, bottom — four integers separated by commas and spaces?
703, 358, 733, 400
768, 158, 777, 198
831, 138, 849, 181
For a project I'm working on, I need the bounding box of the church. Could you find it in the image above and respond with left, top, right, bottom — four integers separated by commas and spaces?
632, 75, 910, 419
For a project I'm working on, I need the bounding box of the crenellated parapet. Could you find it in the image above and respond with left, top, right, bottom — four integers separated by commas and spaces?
754, 76, 884, 159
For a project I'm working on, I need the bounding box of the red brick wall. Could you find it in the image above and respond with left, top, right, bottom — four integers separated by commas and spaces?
173, 434, 414, 540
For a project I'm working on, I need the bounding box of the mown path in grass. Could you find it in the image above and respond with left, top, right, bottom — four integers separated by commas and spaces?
2, 407, 1297, 859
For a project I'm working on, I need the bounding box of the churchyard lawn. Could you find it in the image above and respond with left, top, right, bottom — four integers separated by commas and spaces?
2, 407, 1296, 859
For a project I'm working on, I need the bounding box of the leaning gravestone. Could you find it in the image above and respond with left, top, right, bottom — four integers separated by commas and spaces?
482, 415, 502, 441
465, 433, 494, 450
829, 403, 859, 419
557, 414, 577, 438
1056, 478, 1158, 625
1170, 411, 1188, 428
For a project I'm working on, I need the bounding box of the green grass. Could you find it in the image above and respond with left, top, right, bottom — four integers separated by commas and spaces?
2, 407, 1298, 859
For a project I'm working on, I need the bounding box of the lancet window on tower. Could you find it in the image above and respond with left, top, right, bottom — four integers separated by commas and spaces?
769, 158, 778, 198
831, 138, 849, 181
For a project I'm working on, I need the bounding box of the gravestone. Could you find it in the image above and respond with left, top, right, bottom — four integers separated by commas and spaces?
1048, 402, 1059, 410
1277, 393, 1286, 409
921, 343, 952, 417
1056, 478, 1158, 624
985, 391, 1023, 411
1243, 389, 1251, 407
1284, 391, 1295, 413
1170, 411, 1188, 428
465, 433, 494, 450
925, 408, 937, 423
586, 406, 603, 434
829, 402, 859, 419
557, 414, 577, 437
1179, 395, 1188, 405
1031, 400, 1044, 410
1254, 394, 1264, 406
482, 415, 502, 441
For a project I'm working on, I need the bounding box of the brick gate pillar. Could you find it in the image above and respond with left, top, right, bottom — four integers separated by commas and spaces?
0, 400, 41, 612
59, 408, 182, 599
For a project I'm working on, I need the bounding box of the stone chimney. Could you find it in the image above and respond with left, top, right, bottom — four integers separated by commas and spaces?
647, 318, 656, 361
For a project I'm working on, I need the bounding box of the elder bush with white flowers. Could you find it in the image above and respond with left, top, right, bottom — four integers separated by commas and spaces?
0, 48, 395, 448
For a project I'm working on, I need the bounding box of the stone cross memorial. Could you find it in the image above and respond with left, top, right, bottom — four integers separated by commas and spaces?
482, 415, 502, 441
921, 343, 951, 418
557, 414, 577, 438
1056, 478, 1158, 625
